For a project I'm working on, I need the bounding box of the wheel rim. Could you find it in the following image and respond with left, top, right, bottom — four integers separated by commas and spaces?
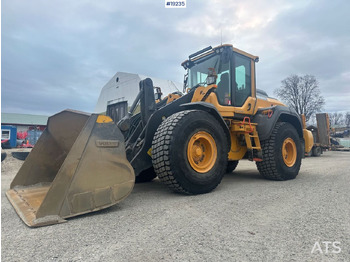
282, 137, 297, 167
187, 131, 217, 173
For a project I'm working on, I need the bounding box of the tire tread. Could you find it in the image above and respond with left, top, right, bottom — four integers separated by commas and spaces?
256, 122, 301, 180
152, 110, 192, 194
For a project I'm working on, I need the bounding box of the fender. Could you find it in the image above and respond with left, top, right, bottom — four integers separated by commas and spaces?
130, 99, 231, 176
252, 105, 303, 141
130, 92, 194, 176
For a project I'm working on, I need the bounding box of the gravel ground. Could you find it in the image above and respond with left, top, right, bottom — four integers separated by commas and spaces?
1, 149, 349, 262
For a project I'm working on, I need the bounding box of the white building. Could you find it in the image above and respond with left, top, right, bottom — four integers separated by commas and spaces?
94, 72, 183, 113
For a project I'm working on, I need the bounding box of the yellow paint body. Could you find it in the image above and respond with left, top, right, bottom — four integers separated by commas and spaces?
187, 45, 314, 160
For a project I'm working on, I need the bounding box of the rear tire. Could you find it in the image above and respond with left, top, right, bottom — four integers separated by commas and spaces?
256, 122, 302, 180
226, 160, 239, 173
152, 110, 228, 194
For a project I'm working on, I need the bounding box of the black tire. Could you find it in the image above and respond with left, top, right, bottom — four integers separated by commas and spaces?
152, 110, 228, 194
135, 167, 157, 183
312, 146, 322, 157
256, 122, 302, 180
226, 160, 239, 173
11, 152, 29, 161
1, 152, 7, 162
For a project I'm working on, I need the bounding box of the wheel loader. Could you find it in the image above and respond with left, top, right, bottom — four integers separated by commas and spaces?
6, 44, 314, 227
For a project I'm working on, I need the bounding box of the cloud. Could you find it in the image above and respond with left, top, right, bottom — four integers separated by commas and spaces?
176, 0, 292, 40
2, 0, 350, 115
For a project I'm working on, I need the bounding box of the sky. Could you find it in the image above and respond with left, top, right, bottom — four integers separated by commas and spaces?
2, 0, 350, 116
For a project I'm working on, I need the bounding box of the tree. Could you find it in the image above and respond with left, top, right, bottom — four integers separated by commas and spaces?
345, 112, 350, 127
329, 112, 344, 127
274, 74, 325, 121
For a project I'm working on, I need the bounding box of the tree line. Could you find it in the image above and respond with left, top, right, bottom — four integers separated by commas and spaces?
328, 112, 350, 127
274, 74, 349, 127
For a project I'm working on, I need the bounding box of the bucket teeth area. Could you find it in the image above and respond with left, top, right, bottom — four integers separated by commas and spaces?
6, 184, 65, 227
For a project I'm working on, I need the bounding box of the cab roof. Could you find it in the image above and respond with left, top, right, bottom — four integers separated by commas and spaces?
181, 44, 259, 68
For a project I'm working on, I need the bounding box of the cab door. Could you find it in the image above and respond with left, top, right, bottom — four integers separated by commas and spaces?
231, 53, 256, 115
213, 51, 256, 116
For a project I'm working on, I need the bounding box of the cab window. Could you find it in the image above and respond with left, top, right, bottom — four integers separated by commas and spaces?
233, 54, 251, 107
215, 69, 231, 105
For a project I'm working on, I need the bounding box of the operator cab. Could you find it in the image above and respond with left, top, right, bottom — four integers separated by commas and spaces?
182, 45, 259, 108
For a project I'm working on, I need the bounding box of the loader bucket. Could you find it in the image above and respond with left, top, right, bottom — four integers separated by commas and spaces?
6, 110, 135, 227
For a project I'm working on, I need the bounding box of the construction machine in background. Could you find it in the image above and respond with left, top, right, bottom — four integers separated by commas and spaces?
7, 44, 314, 227
306, 113, 331, 156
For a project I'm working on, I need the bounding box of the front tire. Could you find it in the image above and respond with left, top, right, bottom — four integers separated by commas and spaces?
152, 110, 228, 194
256, 122, 302, 180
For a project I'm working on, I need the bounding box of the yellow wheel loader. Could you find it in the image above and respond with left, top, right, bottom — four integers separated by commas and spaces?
6, 44, 314, 227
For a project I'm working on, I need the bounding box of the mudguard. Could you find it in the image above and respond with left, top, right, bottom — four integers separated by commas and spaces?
252, 106, 303, 141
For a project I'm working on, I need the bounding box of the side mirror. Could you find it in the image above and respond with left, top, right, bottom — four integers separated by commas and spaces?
154, 87, 163, 101
206, 68, 217, 85
183, 73, 188, 93
206, 76, 216, 85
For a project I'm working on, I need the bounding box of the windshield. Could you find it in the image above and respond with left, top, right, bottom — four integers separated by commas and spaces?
188, 53, 231, 89
185, 48, 253, 107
